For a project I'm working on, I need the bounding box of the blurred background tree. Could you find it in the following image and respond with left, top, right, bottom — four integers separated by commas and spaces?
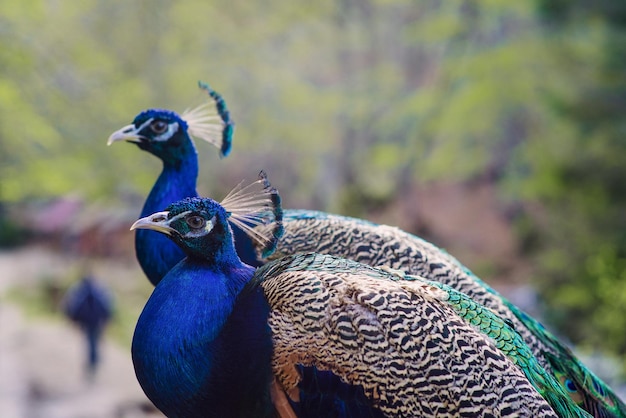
515, 0, 626, 355
0, 0, 624, 371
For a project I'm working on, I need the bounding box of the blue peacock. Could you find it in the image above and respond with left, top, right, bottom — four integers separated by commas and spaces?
129, 174, 585, 417
107, 81, 259, 286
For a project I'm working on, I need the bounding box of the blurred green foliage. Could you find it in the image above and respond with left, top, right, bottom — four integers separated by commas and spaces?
0, 203, 28, 247
0, 0, 546, 208
1, 1, 624, 361
516, 0, 626, 356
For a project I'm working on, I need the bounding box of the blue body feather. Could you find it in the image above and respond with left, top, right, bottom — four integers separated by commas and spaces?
292, 367, 386, 418
132, 257, 275, 418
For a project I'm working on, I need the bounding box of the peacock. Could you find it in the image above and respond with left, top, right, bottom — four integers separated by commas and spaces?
107, 81, 260, 286
128, 174, 589, 418
251, 210, 626, 418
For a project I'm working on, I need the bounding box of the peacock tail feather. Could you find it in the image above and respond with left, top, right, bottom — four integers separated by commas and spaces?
253, 252, 561, 417
254, 209, 626, 417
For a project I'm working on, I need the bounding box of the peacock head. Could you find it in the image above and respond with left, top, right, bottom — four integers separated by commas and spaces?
131, 171, 284, 262
108, 109, 192, 160
107, 81, 233, 163
131, 197, 232, 260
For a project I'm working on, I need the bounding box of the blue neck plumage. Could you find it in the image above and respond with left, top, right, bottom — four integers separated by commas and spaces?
133, 257, 273, 418
136, 145, 199, 286
143, 144, 199, 218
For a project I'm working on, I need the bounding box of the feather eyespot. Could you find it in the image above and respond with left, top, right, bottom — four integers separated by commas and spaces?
564, 379, 578, 393
186, 215, 206, 229
150, 120, 168, 134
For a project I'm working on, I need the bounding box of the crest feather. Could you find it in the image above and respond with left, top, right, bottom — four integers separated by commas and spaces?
181, 81, 234, 158
221, 171, 283, 258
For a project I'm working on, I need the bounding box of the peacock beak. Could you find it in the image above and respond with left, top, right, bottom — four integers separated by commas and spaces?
107, 124, 142, 145
131, 211, 175, 235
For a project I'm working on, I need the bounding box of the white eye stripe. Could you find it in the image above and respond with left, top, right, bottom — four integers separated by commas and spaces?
205, 216, 215, 233
168, 210, 192, 224
153, 122, 179, 142
167, 211, 216, 238
136, 118, 154, 133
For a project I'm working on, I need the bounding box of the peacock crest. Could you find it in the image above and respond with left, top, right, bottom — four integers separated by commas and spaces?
221, 171, 284, 258
181, 81, 234, 158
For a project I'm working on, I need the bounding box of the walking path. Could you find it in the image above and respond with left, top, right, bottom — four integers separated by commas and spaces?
0, 247, 162, 418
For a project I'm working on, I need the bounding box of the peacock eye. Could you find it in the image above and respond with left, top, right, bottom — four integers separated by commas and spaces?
150, 120, 168, 134
186, 215, 206, 230
564, 379, 578, 393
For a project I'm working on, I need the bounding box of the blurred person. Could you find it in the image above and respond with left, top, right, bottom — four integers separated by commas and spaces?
62, 272, 113, 380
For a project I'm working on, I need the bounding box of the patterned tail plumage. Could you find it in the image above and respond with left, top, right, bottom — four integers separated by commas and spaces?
253, 209, 626, 417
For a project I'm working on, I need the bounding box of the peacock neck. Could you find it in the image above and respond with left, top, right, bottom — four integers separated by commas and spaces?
135, 149, 199, 286
132, 259, 273, 417
142, 152, 199, 217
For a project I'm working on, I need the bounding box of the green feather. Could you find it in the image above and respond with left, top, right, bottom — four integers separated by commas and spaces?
438, 282, 591, 418
255, 211, 626, 416
264, 257, 592, 417
384, 270, 592, 418
463, 263, 626, 418
507, 302, 626, 418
